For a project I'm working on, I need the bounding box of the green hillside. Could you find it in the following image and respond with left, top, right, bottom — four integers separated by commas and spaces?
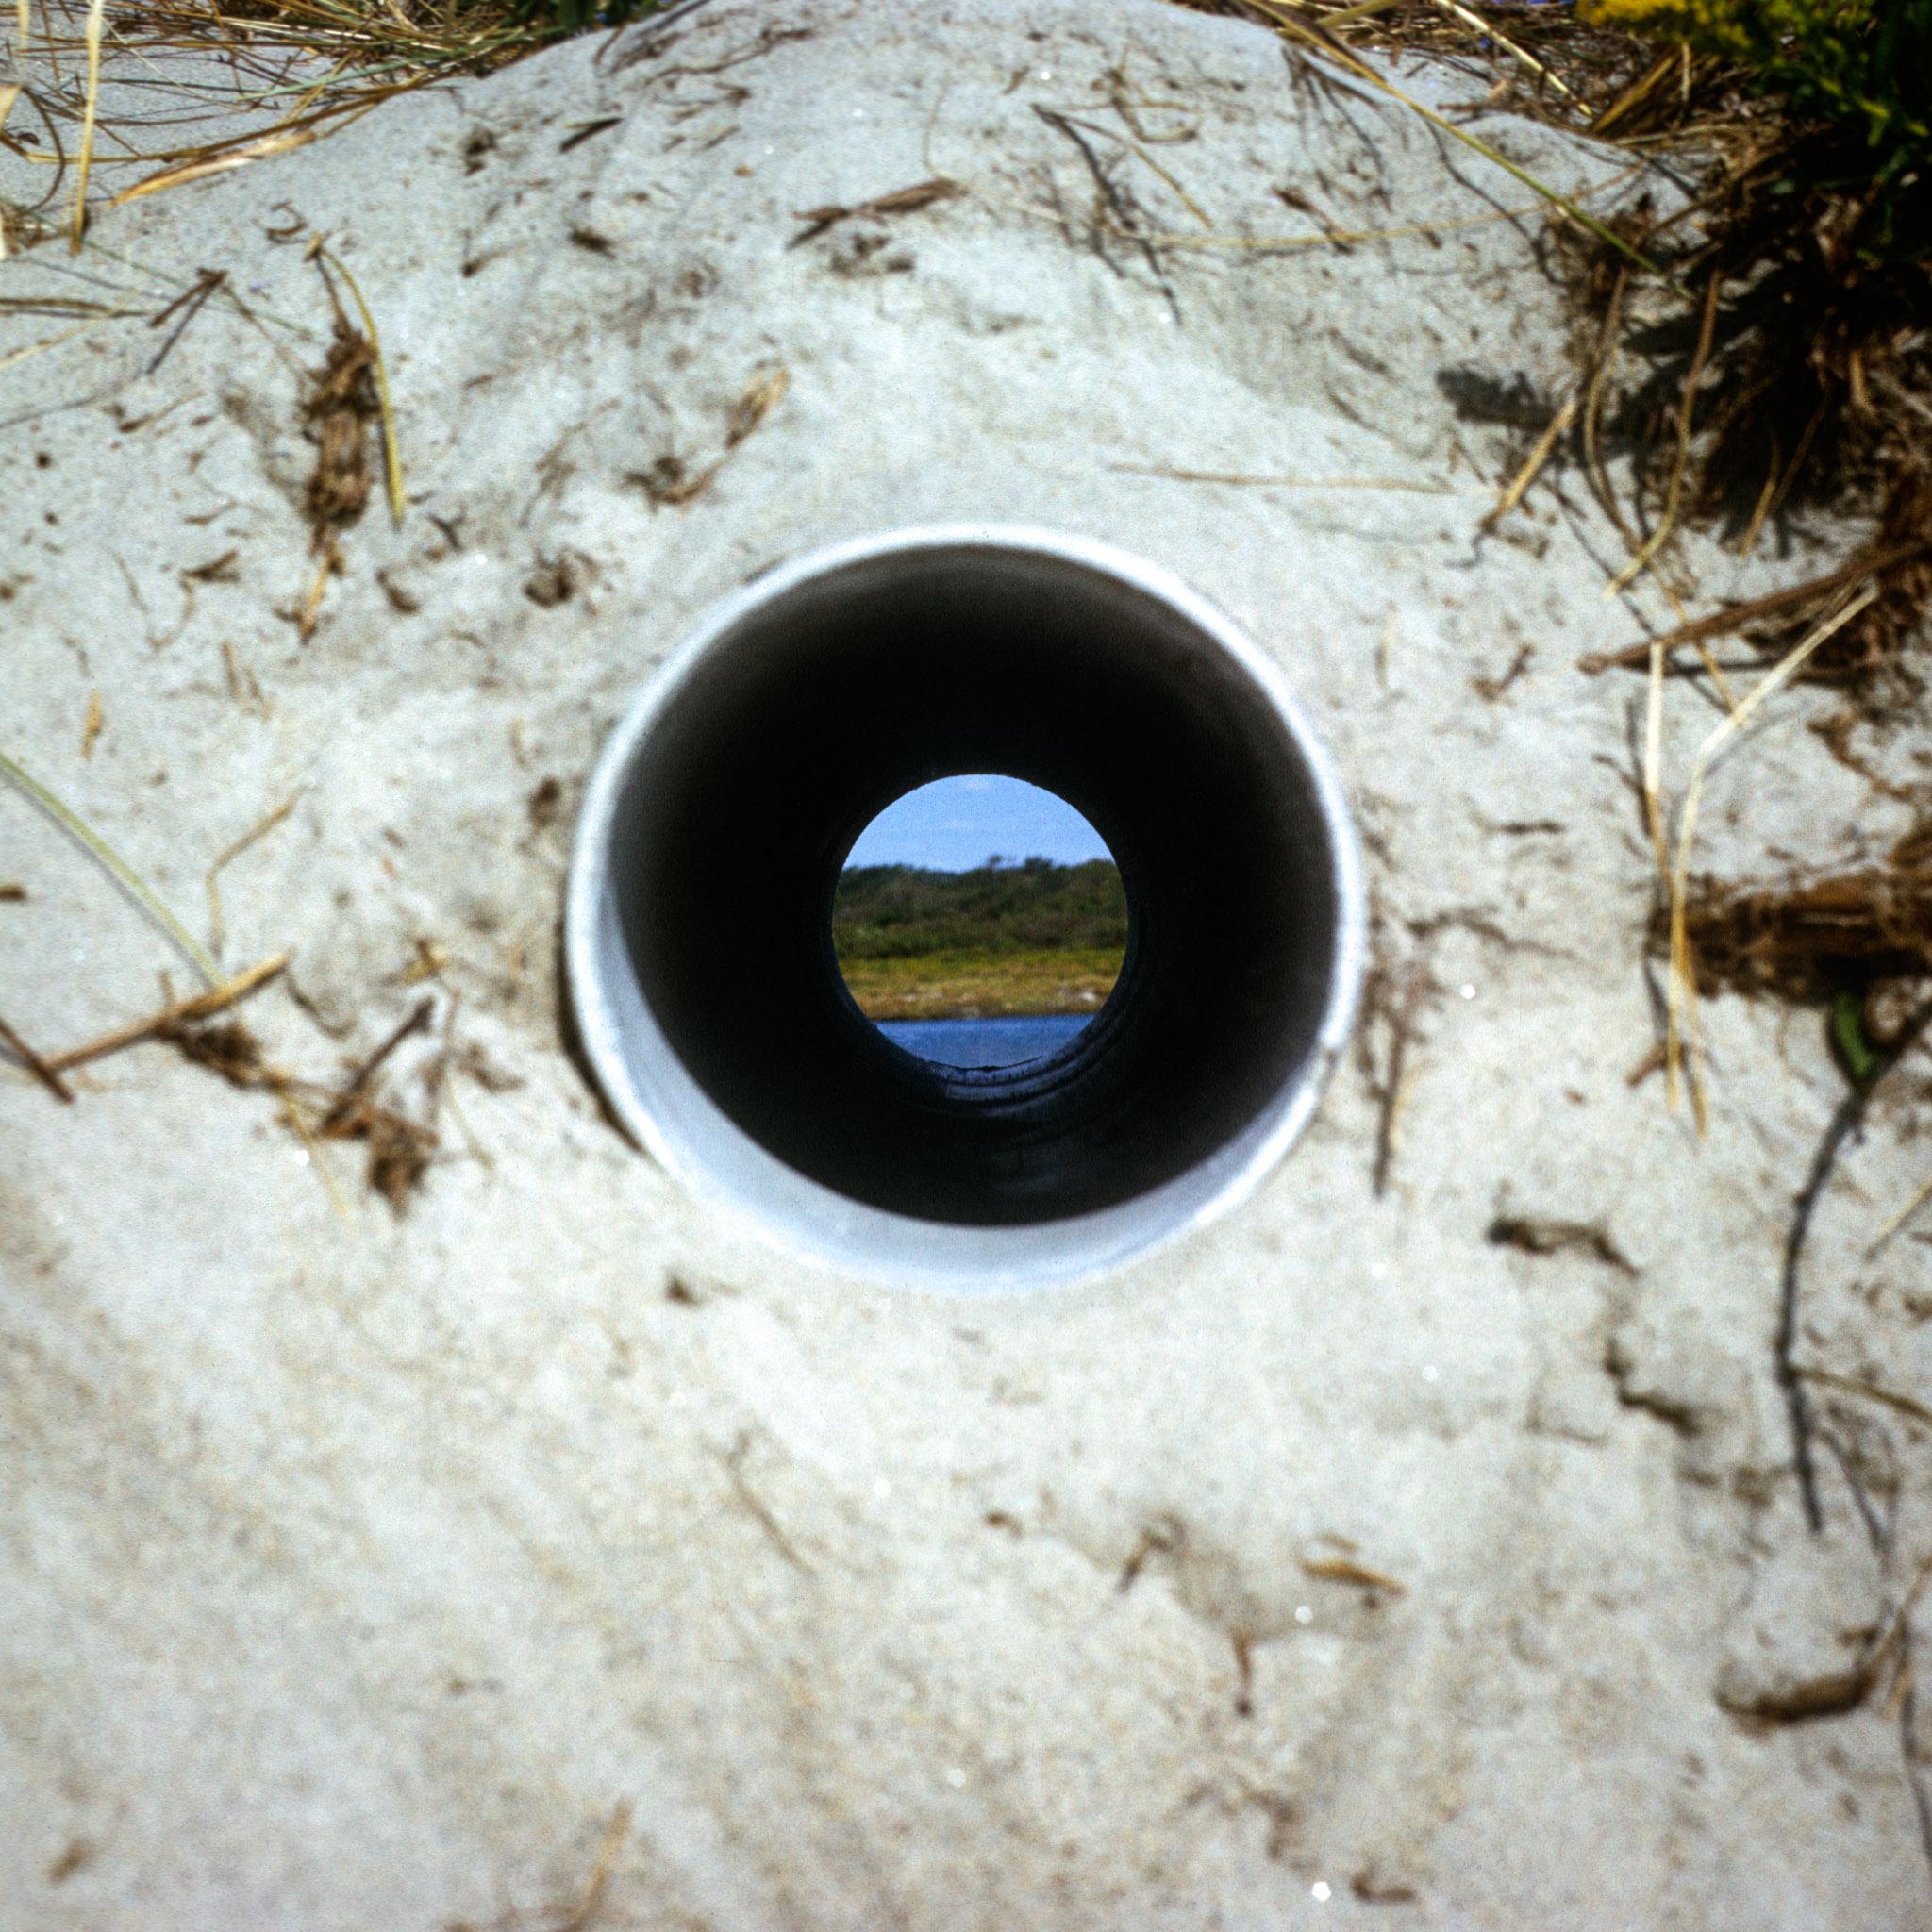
832, 858, 1129, 960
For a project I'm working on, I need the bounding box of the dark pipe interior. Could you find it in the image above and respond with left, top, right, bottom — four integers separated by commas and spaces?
606, 544, 1343, 1225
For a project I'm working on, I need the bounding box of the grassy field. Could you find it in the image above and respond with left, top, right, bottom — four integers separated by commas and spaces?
838, 947, 1123, 1021
833, 861, 1126, 1017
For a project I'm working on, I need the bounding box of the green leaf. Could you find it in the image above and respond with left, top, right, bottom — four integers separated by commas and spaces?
1831, 988, 1880, 1087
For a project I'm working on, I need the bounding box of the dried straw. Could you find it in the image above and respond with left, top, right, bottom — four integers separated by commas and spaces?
1663, 585, 1879, 1123
69, 0, 105, 252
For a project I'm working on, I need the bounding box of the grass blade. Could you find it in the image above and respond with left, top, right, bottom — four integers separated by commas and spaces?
70, 0, 106, 252
318, 242, 405, 527
0, 749, 219, 986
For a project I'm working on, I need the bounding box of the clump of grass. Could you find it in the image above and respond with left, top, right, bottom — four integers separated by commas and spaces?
8, 0, 691, 249
1585, 2, 1930, 192
1674, 824, 1932, 1006
1571, 2, 1932, 676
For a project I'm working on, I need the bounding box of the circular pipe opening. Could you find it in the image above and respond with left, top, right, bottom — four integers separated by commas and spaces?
566, 526, 1364, 1290
831, 776, 1130, 1070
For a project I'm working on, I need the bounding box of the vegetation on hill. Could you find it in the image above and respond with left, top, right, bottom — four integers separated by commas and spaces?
832, 859, 1129, 962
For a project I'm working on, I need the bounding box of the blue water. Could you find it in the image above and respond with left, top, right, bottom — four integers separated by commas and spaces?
878, 1013, 1091, 1070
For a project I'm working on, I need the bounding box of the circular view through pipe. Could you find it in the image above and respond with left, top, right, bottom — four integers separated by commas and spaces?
566, 526, 1365, 1290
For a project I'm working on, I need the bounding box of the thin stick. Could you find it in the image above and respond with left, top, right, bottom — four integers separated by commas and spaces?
1108, 462, 1453, 492
1736, 444, 1783, 559
1796, 1364, 1932, 1433
1580, 539, 1931, 672
317, 242, 405, 527
0, 83, 18, 264
1582, 266, 1631, 543
318, 996, 433, 1131
1247, 1, 1658, 272
1779, 997, 1932, 1532
1319, 0, 1407, 24
272, 1074, 352, 1224
1590, 49, 1676, 136
0, 750, 218, 985
44, 952, 289, 1074
1427, 0, 1580, 106
1868, 1172, 1932, 1260
110, 117, 343, 208
1480, 392, 1576, 531
0, 1011, 75, 1103
0, 310, 138, 373
69, 0, 106, 252
1692, 636, 1739, 714
968, 165, 1642, 258
1641, 634, 1667, 876
556, 1800, 634, 1932
1049, 113, 1212, 226
206, 793, 299, 962
1663, 588, 1878, 1121
1606, 271, 1721, 598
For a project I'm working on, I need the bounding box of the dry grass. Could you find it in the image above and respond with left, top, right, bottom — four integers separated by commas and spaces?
3, 0, 684, 256
1659, 586, 1879, 1124
7, 0, 1928, 1101
1676, 823, 1932, 1008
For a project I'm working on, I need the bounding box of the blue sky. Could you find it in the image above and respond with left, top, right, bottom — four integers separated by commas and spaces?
843, 775, 1112, 872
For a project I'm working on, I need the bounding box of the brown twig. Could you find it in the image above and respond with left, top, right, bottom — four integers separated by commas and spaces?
43, 953, 290, 1074
1479, 393, 1577, 532
1605, 270, 1723, 597
0, 1011, 74, 1102
206, 793, 299, 961
555, 1800, 634, 1932
790, 175, 961, 245
1035, 105, 1182, 323
318, 996, 433, 1131
1580, 540, 1932, 672
1581, 265, 1632, 543
1795, 1365, 1932, 1433
718, 1433, 814, 1574
1361, 955, 1433, 1197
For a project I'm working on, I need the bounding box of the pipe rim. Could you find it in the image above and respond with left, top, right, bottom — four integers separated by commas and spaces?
564, 524, 1365, 1291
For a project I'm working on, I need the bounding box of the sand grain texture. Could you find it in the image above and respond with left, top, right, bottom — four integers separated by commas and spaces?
4, 1, 1932, 1925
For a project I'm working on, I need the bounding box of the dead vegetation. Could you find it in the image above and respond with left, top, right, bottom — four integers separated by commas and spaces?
789, 174, 961, 246
302, 317, 379, 542
1168, 4, 1932, 697
0, 932, 468, 1215
1674, 825, 1932, 1007
1488, 1209, 1635, 1274
1151, 8, 1932, 1146
290, 244, 402, 634
623, 362, 789, 510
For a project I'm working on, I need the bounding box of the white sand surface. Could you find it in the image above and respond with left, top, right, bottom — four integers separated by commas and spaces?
4, 1, 1930, 1924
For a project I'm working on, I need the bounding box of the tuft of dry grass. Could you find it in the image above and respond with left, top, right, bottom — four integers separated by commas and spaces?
5, 0, 689, 258
1659, 585, 1878, 1124
1675, 824, 1932, 1007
